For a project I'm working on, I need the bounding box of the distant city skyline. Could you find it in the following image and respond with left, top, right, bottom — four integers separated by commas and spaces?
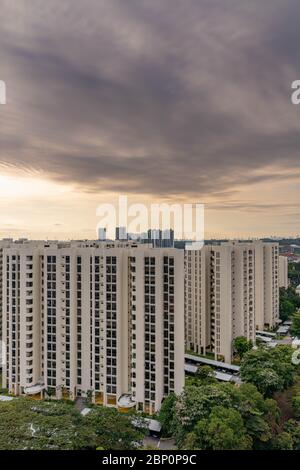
1, 1, 300, 239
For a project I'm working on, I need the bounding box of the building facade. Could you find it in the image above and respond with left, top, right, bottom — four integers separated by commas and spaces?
2, 241, 184, 414
184, 241, 279, 362
253, 241, 280, 330
279, 255, 289, 289
0, 239, 15, 341
184, 249, 207, 355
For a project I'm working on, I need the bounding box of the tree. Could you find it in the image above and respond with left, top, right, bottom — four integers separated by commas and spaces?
46, 387, 55, 398
185, 365, 217, 387
279, 286, 300, 320
292, 395, 300, 418
283, 420, 300, 449
192, 406, 252, 450
240, 346, 296, 396
182, 432, 199, 450
224, 383, 279, 447
159, 394, 177, 437
195, 365, 215, 382
84, 407, 145, 450
175, 385, 232, 434
170, 381, 281, 450
288, 264, 300, 288
249, 368, 283, 397
271, 432, 294, 450
233, 336, 252, 359
0, 398, 148, 451
0, 398, 96, 450
280, 300, 295, 322
85, 389, 94, 405
291, 311, 300, 338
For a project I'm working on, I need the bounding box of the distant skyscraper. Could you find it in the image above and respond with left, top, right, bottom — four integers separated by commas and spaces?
115, 227, 127, 241
146, 229, 174, 248
98, 227, 107, 241
148, 229, 161, 247
162, 229, 174, 248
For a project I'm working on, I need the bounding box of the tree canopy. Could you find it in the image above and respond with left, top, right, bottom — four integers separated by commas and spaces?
240, 345, 296, 396
291, 311, 300, 338
288, 264, 300, 288
84, 406, 145, 450
159, 381, 284, 450
159, 346, 300, 450
0, 399, 96, 450
280, 286, 300, 321
233, 336, 253, 359
186, 406, 252, 450
0, 398, 145, 450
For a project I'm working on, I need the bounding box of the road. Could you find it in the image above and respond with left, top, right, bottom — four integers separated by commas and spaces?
143, 436, 176, 450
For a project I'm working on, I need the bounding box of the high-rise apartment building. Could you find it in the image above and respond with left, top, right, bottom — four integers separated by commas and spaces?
253, 241, 279, 330
0, 239, 15, 339
184, 248, 207, 355
2, 240, 184, 414
184, 241, 279, 362
0, 238, 32, 342
279, 255, 289, 288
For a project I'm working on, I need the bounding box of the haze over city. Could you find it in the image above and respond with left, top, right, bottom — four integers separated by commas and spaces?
1, 0, 300, 239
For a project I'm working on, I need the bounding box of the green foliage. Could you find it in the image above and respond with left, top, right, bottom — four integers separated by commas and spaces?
271, 432, 294, 450
240, 346, 296, 396
233, 336, 253, 359
160, 368, 300, 450
279, 286, 300, 321
46, 387, 55, 398
185, 366, 217, 388
85, 389, 94, 406
0, 399, 96, 450
175, 384, 232, 435
84, 406, 146, 450
280, 300, 295, 322
292, 395, 300, 418
283, 419, 300, 448
159, 344, 300, 450
159, 393, 177, 437
0, 398, 145, 450
162, 381, 283, 450
288, 263, 300, 288
195, 365, 215, 381
190, 406, 252, 450
291, 311, 300, 338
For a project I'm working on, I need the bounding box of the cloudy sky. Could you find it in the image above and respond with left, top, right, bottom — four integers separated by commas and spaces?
1, 0, 300, 239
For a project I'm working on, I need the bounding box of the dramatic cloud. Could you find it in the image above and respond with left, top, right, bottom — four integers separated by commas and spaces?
0, 0, 300, 236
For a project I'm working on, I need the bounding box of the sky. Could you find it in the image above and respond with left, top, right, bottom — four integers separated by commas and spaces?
1, 0, 300, 240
